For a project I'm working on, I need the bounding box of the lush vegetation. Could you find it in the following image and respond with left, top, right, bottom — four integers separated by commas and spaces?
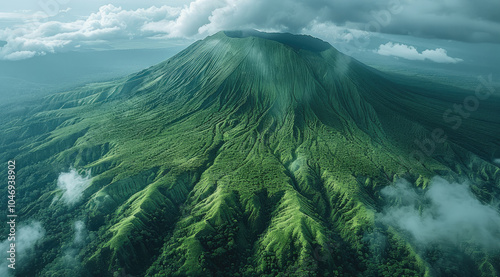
0, 31, 499, 276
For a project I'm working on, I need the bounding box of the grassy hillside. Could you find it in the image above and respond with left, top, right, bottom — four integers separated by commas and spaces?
0, 31, 499, 277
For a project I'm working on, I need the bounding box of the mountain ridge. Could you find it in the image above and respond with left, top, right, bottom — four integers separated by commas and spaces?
1, 30, 499, 277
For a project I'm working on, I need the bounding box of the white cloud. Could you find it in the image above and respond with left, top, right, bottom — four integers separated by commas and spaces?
422, 48, 464, 63
0, 1, 380, 60
1, 1, 490, 60
0, 4, 181, 60
166, 0, 226, 37
376, 42, 463, 63
57, 168, 92, 205
3, 50, 37, 60
379, 177, 500, 249
376, 42, 423, 60
302, 21, 370, 44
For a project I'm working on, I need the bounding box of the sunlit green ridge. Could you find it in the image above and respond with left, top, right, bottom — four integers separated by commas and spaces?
1, 31, 499, 276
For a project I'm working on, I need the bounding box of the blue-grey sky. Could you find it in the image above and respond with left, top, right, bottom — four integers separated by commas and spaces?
0, 0, 499, 66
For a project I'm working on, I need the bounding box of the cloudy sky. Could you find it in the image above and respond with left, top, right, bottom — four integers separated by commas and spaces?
0, 0, 499, 68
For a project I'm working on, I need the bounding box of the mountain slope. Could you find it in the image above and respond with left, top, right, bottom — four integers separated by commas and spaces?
1, 31, 499, 277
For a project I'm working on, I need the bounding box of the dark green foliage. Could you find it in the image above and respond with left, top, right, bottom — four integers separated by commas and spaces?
0, 31, 499, 277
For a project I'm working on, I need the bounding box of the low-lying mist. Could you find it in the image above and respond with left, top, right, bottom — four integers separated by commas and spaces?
0, 221, 45, 276
57, 168, 92, 206
61, 220, 88, 273
379, 177, 500, 250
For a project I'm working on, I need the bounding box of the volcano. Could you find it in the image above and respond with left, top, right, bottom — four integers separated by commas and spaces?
1, 30, 500, 277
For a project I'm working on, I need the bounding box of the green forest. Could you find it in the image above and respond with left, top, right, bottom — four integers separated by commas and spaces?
0, 31, 499, 276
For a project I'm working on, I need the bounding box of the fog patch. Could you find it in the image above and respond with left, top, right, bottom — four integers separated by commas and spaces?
0, 221, 45, 274
0, 264, 10, 277
379, 177, 500, 250
289, 154, 307, 172
13, 222, 45, 262
362, 229, 387, 265
57, 168, 92, 205
61, 220, 88, 273
73, 220, 87, 245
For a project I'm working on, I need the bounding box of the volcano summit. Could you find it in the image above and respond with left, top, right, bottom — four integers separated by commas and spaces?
1, 31, 499, 277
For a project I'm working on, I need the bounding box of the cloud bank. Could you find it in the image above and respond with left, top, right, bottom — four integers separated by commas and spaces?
0, 5, 180, 60
376, 42, 463, 63
142, 0, 500, 43
1, 0, 499, 60
379, 177, 500, 249
57, 168, 92, 205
